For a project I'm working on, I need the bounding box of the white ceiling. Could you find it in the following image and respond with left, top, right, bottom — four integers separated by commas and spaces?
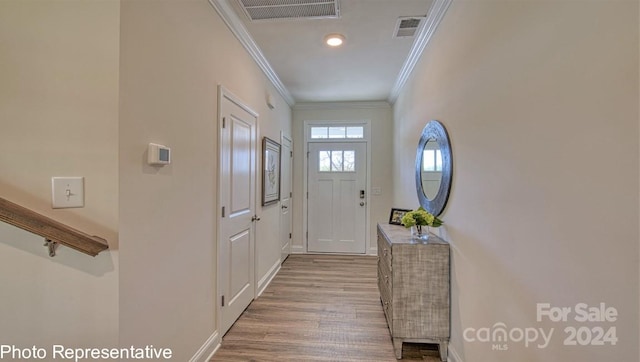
227, 0, 435, 104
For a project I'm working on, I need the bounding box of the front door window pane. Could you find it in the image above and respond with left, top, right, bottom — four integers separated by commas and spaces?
319, 151, 331, 171
331, 151, 343, 171
318, 150, 357, 172
343, 151, 355, 171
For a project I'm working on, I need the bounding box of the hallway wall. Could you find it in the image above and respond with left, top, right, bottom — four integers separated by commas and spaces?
0, 0, 291, 358
392, 1, 638, 361
119, 0, 291, 360
0, 0, 120, 349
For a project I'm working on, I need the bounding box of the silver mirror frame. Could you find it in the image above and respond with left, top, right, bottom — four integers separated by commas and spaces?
415, 120, 452, 216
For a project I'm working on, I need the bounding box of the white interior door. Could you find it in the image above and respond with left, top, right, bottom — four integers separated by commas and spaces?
218, 89, 257, 336
307, 142, 367, 254
280, 135, 293, 263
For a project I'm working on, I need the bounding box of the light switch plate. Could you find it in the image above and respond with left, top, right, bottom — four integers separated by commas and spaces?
52, 177, 84, 209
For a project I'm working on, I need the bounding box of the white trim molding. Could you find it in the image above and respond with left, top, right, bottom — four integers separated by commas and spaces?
387, 0, 453, 104
291, 244, 305, 254
293, 101, 391, 111
189, 331, 220, 362
257, 259, 281, 297
447, 344, 463, 362
208, 0, 296, 107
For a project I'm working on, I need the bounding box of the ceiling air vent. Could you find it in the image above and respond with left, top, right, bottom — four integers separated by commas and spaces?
238, 0, 340, 21
394, 16, 425, 38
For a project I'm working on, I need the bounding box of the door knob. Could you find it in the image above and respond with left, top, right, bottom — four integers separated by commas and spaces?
281, 205, 288, 210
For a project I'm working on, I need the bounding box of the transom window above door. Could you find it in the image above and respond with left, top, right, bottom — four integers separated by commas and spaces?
310, 126, 364, 139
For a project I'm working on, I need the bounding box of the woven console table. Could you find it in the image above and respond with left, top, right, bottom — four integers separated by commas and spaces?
377, 223, 450, 361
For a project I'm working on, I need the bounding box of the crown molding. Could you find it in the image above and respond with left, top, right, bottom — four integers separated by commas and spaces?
387, 0, 452, 105
208, 0, 296, 107
293, 101, 391, 111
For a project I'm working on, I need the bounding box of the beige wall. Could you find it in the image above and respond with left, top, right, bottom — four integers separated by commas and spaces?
292, 103, 393, 254
0, 0, 291, 358
119, 0, 291, 360
0, 0, 119, 349
393, 1, 638, 361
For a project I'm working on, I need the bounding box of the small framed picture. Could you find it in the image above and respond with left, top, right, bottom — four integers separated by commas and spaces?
389, 208, 411, 225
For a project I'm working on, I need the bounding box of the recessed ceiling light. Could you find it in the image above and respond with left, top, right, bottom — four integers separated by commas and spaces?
324, 33, 345, 47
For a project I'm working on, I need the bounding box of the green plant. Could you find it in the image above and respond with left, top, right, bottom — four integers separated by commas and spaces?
401, 207, 443, 228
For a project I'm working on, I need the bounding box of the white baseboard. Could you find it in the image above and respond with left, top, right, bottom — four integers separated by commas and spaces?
448, 344, 462, 362
257, 259, 281, 297
189, 331, 220, 362
291, 245, 305, 254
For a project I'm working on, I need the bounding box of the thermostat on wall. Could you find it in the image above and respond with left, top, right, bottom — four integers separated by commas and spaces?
148, 143, 171, 166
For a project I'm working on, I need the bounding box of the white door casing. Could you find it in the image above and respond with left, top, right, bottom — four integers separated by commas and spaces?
218, 87, 257, 336
307, 142, 367, 254
280, 134, 293, 263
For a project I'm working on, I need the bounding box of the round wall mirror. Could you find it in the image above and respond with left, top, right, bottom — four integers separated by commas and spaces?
415, 121, 452, 216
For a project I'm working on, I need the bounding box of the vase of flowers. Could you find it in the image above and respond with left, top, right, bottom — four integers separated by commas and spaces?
401, 207, 443, 241
411, 225, 430, 240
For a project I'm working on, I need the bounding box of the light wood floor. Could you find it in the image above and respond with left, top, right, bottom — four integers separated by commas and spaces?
211, 254, 443, 361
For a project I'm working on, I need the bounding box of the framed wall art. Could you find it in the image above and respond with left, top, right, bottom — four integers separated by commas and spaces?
262, 137, 281, 206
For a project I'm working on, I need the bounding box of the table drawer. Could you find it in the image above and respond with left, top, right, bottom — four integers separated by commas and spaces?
377, 233, 392, 271
378, 267, 392, 329
378, 258, 392, 292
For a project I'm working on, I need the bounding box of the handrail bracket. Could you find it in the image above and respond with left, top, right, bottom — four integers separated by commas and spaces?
44, 238, 58, 257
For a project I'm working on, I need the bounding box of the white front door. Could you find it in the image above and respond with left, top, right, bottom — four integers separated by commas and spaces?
218, 89, 257, 336
307, 142, 367, 254
280, 135, 293, 263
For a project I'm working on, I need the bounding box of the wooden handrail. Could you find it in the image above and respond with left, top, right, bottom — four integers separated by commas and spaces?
0, 197, 108, 257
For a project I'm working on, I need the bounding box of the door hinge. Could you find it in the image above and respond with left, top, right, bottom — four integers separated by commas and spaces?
222, 117, 226, 128
290, 151, 293, 158
289, 233, 292, 239
290, 192, 292, 198
306, 231, 308, 240
307, 151, 310, 158
221, 295, 225, 306
222, 206, 226, 218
